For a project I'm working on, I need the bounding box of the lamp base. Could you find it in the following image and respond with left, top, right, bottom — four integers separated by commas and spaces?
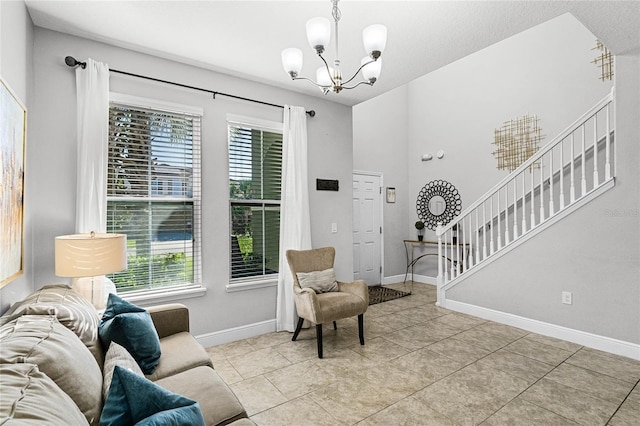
71, 276, 106, 310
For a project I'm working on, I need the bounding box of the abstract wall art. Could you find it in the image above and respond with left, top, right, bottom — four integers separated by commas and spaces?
592, 39, 614, 81
1, 77, 27, 287
492, 114, 543, 172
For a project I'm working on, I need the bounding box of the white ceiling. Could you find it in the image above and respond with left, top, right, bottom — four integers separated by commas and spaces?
24, 1, 640, 107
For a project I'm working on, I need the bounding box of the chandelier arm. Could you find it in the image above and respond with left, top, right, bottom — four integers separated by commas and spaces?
341, 59, 375, 86
291, 75, 325, 87
290, 75, 331, 94
317, 53, 338, 87
341, 80, 374, 90
283, 0, 384, 95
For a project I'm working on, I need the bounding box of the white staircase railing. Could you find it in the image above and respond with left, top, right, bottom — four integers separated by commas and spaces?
436, 88, 615, 302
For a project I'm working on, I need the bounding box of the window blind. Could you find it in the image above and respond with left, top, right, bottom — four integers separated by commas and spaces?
107, 103, 202, 292
228, 122, 282, 280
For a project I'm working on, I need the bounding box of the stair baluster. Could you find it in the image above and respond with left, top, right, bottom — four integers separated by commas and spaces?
436, 89, 615, 305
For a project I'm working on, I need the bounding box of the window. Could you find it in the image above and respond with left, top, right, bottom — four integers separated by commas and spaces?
107, 94, 202, 294
228, 116, 283, 282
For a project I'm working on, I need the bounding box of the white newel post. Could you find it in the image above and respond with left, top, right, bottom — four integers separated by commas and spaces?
539, 159, 545, 222
436, 222, 445, 307
549, 150, 554, 216
593, 116, 599, 186
581, 124, 587, 195
560, 140, 565, 210
570, 132, 576, 202
605, 100, 611, 180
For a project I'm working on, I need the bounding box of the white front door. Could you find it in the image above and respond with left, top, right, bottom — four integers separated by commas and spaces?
352, 172, 382, 285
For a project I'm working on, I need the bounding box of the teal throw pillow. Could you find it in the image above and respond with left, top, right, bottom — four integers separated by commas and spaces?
99, 293, 161, 374
100, 365, 205, 426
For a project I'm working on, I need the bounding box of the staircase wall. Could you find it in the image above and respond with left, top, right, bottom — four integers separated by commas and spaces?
447, 52, 640, 348
352, 12, 639, 353
405, 14, 614, 280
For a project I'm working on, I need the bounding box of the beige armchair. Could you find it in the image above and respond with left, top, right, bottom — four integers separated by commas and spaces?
286, 247, 369, 358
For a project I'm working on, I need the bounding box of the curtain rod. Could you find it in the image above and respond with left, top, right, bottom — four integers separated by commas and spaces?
65, 56, 316, 117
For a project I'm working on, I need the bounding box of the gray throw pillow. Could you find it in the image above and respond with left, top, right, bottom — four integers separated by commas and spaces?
0, 284, 103, 366
296, 268, 339, 293
0, 363, 89, 425
0, 315, 103, 425
102, 342, 144, 401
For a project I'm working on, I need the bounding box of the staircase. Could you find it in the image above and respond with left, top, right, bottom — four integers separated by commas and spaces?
436, 89, 615, 306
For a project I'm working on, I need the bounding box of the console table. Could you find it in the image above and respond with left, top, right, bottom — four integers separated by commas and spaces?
403, 239, 470, 284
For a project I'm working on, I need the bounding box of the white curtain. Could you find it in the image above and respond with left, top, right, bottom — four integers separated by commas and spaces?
276, 105, 311, 332
73, 59, 112, 306
75, 58, 110, 234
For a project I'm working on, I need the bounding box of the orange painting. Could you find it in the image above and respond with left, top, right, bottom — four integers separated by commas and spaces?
1, 77, 26, 287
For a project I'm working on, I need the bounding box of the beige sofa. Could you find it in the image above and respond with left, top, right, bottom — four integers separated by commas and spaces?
0, 284, 254, 426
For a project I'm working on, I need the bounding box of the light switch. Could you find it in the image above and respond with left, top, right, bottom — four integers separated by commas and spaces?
331, 223, 338, 233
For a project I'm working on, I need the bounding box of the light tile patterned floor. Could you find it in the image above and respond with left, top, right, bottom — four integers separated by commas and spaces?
206, 283, 640, 425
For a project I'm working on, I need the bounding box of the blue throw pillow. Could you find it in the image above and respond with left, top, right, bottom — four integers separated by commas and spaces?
100, 365, 205, 426
99, 293, 161, 374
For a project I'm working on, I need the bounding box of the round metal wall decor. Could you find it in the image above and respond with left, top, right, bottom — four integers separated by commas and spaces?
416, 180, 462, 230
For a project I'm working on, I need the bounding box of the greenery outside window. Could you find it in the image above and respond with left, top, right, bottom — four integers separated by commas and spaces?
228, 115, 283, 283
107, 94, 202, 294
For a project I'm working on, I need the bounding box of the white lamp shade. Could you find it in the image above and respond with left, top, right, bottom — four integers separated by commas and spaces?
306, 17, 331, 50
363, 24, 387, 56
281, 48, 303, 75
55, 233, 127, 278
361, 57, 382, 81
316, 66, 333, 87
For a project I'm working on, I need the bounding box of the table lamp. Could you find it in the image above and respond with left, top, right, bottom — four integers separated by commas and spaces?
55, 231, 127, 309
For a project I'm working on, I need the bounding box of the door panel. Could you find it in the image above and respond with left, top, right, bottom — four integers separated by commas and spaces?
352, 173, 382, 285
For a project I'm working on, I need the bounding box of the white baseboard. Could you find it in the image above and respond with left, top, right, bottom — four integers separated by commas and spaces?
383, 274, 436, 285
414, 275, 437, 285
382, 274, 405, 285
195, 319, 277, 348
444, 299, 640, 361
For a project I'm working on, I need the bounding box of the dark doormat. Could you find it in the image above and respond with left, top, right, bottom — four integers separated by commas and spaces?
368, 285, 411, 305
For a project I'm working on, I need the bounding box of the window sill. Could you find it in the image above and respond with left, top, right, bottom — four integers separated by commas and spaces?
121, 285, 207, 305
226, 276, 278, 292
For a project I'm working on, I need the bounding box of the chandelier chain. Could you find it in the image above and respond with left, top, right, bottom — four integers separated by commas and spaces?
331, 0, 341, 23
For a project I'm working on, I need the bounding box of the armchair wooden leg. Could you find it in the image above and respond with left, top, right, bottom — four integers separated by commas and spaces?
358, 314, 365, 345
292, 317, 304, 341
316, 324, 323, 358
333, 321, 337, 330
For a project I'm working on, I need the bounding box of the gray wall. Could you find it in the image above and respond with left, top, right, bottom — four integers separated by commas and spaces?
354, 13, 639, 345
353, 85, 409, 279
2, 25, 354, 339
406, 13, 613, 274
354, 13, 614, 280
0, 0, 35, 306
448, 51, 639, 344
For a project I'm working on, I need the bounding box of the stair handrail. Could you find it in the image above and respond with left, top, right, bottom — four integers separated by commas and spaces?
436, 87, 615, 237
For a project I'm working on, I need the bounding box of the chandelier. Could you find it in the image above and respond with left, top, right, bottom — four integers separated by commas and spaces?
281, 0, 387, 94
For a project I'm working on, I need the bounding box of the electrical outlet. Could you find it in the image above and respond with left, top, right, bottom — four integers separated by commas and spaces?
562, 291, 572, 305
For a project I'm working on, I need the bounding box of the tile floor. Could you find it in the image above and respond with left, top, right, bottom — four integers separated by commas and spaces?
206, 283, 640, 425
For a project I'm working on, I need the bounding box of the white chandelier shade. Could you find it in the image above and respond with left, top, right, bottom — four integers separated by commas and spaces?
306, 17, 331, 52
281, 0, 387, 94
316, 66, 333, 87
281, 48, 303, 76
361, 57, 381, 82
362, 24, 387, 58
